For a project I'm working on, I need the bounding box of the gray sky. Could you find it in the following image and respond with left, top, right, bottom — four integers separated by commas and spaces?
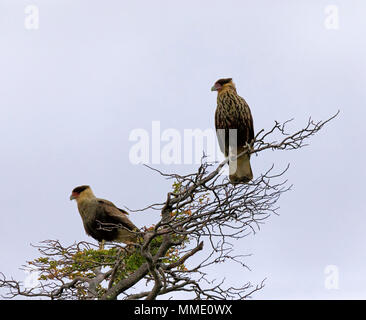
1, 0, 365, 299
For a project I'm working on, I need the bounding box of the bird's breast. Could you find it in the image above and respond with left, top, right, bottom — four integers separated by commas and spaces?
77, 200, 97, 221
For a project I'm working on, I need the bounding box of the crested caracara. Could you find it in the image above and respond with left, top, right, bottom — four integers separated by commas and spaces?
70, 185, 138, 248
211, 78, 254, 184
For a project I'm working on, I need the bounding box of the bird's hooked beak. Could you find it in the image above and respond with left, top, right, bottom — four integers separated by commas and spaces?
211, 85, 217, 91
70, 192, 78, 200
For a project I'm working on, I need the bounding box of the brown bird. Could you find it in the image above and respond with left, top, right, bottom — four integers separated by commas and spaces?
211, 78, 254, 184
70, 185, 138, 248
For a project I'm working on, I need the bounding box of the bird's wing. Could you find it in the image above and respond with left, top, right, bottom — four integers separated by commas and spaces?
237, 96, 254, 145
97, 198, 129, 214
97, 198, 137, 231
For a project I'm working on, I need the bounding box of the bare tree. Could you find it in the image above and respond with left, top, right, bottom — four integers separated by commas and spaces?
0, 112, 339, 300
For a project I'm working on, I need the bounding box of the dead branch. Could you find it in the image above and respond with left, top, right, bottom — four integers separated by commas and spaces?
0, 112, 338, 300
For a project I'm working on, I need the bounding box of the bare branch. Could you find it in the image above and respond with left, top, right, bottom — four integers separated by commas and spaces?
0, 113, 338, 300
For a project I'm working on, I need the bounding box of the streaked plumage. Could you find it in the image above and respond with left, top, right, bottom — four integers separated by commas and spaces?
70, 185, 138, 246
211, 78, 254, 183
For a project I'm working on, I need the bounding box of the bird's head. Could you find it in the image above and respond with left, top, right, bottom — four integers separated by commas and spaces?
70, 185, 95, 202
211, 78, 235, 93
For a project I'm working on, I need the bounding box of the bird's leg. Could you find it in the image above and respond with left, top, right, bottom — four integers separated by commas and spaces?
99, 240, 105, 250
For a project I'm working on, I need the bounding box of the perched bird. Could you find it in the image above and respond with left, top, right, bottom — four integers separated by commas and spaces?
211, 78, 254, 184
70, 185, 138, 248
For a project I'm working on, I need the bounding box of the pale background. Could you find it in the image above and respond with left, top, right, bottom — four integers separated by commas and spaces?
0, 0, 365, 299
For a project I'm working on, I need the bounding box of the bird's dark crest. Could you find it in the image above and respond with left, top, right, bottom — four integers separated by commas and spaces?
72, 185, 90, 194
216, 78, 233, 86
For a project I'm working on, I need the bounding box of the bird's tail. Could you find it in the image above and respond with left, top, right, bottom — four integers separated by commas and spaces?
229, 147, 253, 184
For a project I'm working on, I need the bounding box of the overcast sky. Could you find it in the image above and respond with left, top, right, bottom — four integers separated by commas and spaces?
1, 0, 365, 299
